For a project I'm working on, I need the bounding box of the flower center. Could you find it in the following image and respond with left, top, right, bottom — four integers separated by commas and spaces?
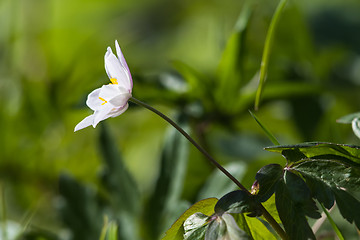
99, 97, 108, 105
110, 78, 118, 85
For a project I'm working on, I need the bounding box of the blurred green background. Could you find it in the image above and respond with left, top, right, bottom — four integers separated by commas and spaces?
1, 0, 360, 239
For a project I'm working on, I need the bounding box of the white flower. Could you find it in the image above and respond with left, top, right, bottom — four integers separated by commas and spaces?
74, 40, 133, 132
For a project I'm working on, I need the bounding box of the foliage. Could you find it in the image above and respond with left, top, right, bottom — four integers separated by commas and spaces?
1, 0, 360, 239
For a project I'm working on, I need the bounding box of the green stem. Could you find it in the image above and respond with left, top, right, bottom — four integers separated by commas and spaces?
130, 97, 247, 192
129, 97, 288, 239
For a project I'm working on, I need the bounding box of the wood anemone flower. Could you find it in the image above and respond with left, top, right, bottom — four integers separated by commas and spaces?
75, 40, 133, 132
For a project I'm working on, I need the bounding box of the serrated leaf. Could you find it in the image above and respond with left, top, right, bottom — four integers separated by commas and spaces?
293, 159, 360, 194
333, 188, 360, 229
265, 142, 360, 165
145, 115, 190, 238
299, 173, 335, 209
254, 164, 283, 202
275, 179, 316, 240
283, 170, 310, 203
162, 198, 217, 240
336, 112, 360, 124
215, 190, 259, 216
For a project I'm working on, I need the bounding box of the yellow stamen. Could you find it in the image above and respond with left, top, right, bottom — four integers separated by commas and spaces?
110, 78, 118, 85
99, 97, 107, 105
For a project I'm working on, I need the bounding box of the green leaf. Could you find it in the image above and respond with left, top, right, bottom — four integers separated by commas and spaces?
106, 223, 118, 240
184, 212, 252, 240
162, 198, 217, 240
265, 142, 360, 236
215, 190, 260, 216
254, 0, 288, 110
336, 112, 360, 124
245, 216, 278, 240
145, 115, 190, 239
215, 1, 252, 113
18, 229, 60, 240
333, 188, 360, 229
320, 204, 345, 240
184, 212, 209, 240
204, 218, 226, 240
98, 124, 140, 240
99, 124, 140, 213
275, 179, 316, 240
265, 142, 360, 165
58, 174, 102, 240
234, 213, 278, 240
260, 194, 281, 225
293, 159, 360, 194
172, 61, 208, 96
283, 170, 311, 203
222, 213, 252, 240
248, 111, 280, 145
171, 60, 213, 110
254, 164, 283, 202
290, 157, 360, 229
299, 172, 335, 209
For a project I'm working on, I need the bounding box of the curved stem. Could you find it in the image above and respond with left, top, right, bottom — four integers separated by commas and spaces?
129, 97, 287, 239
130, 97, 247, 191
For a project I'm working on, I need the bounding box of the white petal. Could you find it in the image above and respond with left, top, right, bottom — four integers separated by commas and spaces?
104, 49, 131, 91
98, 84, 123, 100
104, 47, 113, 79
115, 40, 133, 89
86, 88, 102, 110
109, 92, 131, 107
110, 103, 129, 118
92, 104, 114, 127
74, 114, 95, 132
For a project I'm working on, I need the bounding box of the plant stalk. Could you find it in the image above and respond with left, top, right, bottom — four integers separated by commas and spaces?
129, 97, 288, 239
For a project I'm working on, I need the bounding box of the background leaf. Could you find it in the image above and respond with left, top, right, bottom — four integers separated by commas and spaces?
254, 0, 288, 110
144, 114, 190, 239
215, 1, 252, 113
336, 112, 360, 124
58, 174, 103, 240
98, 124, 140, 240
